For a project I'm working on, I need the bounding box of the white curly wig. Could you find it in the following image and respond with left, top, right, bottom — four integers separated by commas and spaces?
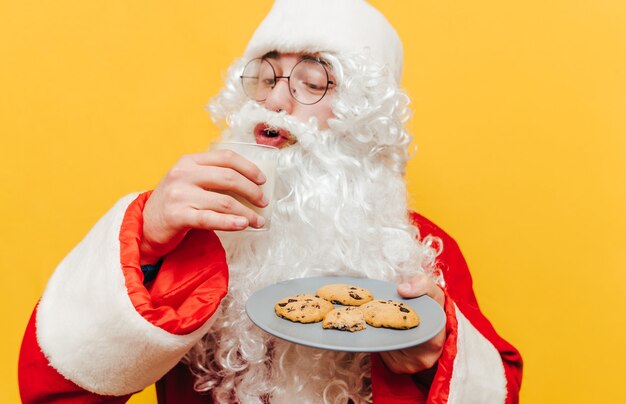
180, 49, 443, 404
211, 50, 413, 170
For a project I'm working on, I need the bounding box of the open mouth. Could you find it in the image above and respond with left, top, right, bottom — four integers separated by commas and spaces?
254, 123, 296, 148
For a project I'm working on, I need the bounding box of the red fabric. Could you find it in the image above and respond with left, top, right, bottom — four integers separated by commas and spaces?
19, 197, 521, 403
151, 212, 521, 403
18, 192, 229, 402
370, 353, 428, 403
370, 274, 459, 404
369, 213, 522, 403
410, 212, 523, 403
120, 192, 229, 334
156, 362, 212, 403
425, 289, 458, 404
18, 304, 132, 404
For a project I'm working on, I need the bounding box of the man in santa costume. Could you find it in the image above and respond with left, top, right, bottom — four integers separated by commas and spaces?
19, 0, 522, 402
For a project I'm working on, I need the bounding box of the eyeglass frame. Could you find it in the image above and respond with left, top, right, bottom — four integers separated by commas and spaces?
240, 56, 336, 106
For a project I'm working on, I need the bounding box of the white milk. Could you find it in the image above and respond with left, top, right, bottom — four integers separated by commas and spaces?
212, 142, 278, 230
230, 159, 276, 222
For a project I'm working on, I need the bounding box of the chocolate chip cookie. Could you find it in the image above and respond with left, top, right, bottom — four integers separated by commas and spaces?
316, 284, 374, 306
322, 306, 367, 332
274, 294, 334, 323
359, 299, 420, 329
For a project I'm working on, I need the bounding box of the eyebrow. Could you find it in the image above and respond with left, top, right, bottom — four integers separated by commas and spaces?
261, 51, 330, 67
262, 51, 280, 59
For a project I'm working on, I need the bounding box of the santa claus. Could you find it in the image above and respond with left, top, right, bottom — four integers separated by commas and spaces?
19, 0, 522, 403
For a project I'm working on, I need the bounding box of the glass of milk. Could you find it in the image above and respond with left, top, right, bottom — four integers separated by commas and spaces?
211, 142, 278, 231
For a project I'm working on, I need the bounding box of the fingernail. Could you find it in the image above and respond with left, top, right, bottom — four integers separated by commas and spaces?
261, 195, 270, 206
256, 216, 266, 228
399, 283, 411, 293
257, 172, 267, 183
234, 217, 248, 228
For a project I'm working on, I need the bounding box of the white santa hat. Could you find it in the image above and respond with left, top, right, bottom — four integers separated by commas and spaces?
244, 0, 404, 82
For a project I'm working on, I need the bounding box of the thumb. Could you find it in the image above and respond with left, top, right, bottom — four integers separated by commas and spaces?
397, 274, 430, 298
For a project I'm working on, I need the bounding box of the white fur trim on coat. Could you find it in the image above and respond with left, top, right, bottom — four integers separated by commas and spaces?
36, 194, 218, 396
448, 306, 508, 403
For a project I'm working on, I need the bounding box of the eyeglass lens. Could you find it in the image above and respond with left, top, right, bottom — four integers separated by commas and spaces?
241, 58, 331, 105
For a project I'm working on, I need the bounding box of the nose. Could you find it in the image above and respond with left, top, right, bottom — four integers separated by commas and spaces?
263, 78, 294, 114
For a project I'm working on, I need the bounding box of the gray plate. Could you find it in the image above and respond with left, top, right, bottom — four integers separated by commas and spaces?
245, 276, 446, 352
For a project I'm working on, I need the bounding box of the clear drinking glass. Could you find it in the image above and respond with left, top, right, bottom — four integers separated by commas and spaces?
211, 142, 278, 231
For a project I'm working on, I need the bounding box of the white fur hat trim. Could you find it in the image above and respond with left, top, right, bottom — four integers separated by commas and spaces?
244, 0, 403, 82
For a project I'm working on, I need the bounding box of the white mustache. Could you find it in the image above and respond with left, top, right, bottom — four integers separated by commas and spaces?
226, 101, 324, 145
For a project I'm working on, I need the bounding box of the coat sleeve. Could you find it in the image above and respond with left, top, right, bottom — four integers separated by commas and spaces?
371, 212, 522, 404
18, 192, 229, 403
422, 212, 523, 404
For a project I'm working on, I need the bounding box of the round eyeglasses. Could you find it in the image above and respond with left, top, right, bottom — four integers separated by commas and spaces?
240, 57, 335, 105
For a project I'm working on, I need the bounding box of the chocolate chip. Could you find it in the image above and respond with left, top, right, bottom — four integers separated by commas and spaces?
399, 307, 410, 313
348, 292, 362, 300
278, 303, 288, 307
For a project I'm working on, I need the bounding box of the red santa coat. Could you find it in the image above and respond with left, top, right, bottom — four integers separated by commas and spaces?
19, 192, 522, 403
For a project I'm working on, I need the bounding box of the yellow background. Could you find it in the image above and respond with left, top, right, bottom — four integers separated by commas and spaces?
2, 1, 625, 403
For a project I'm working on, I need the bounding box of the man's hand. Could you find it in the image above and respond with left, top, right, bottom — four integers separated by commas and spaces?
379, 274, 446, 374
139, 150, 268, 264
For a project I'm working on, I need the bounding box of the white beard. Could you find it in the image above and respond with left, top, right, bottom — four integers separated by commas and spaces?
185, 102, 434, 403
